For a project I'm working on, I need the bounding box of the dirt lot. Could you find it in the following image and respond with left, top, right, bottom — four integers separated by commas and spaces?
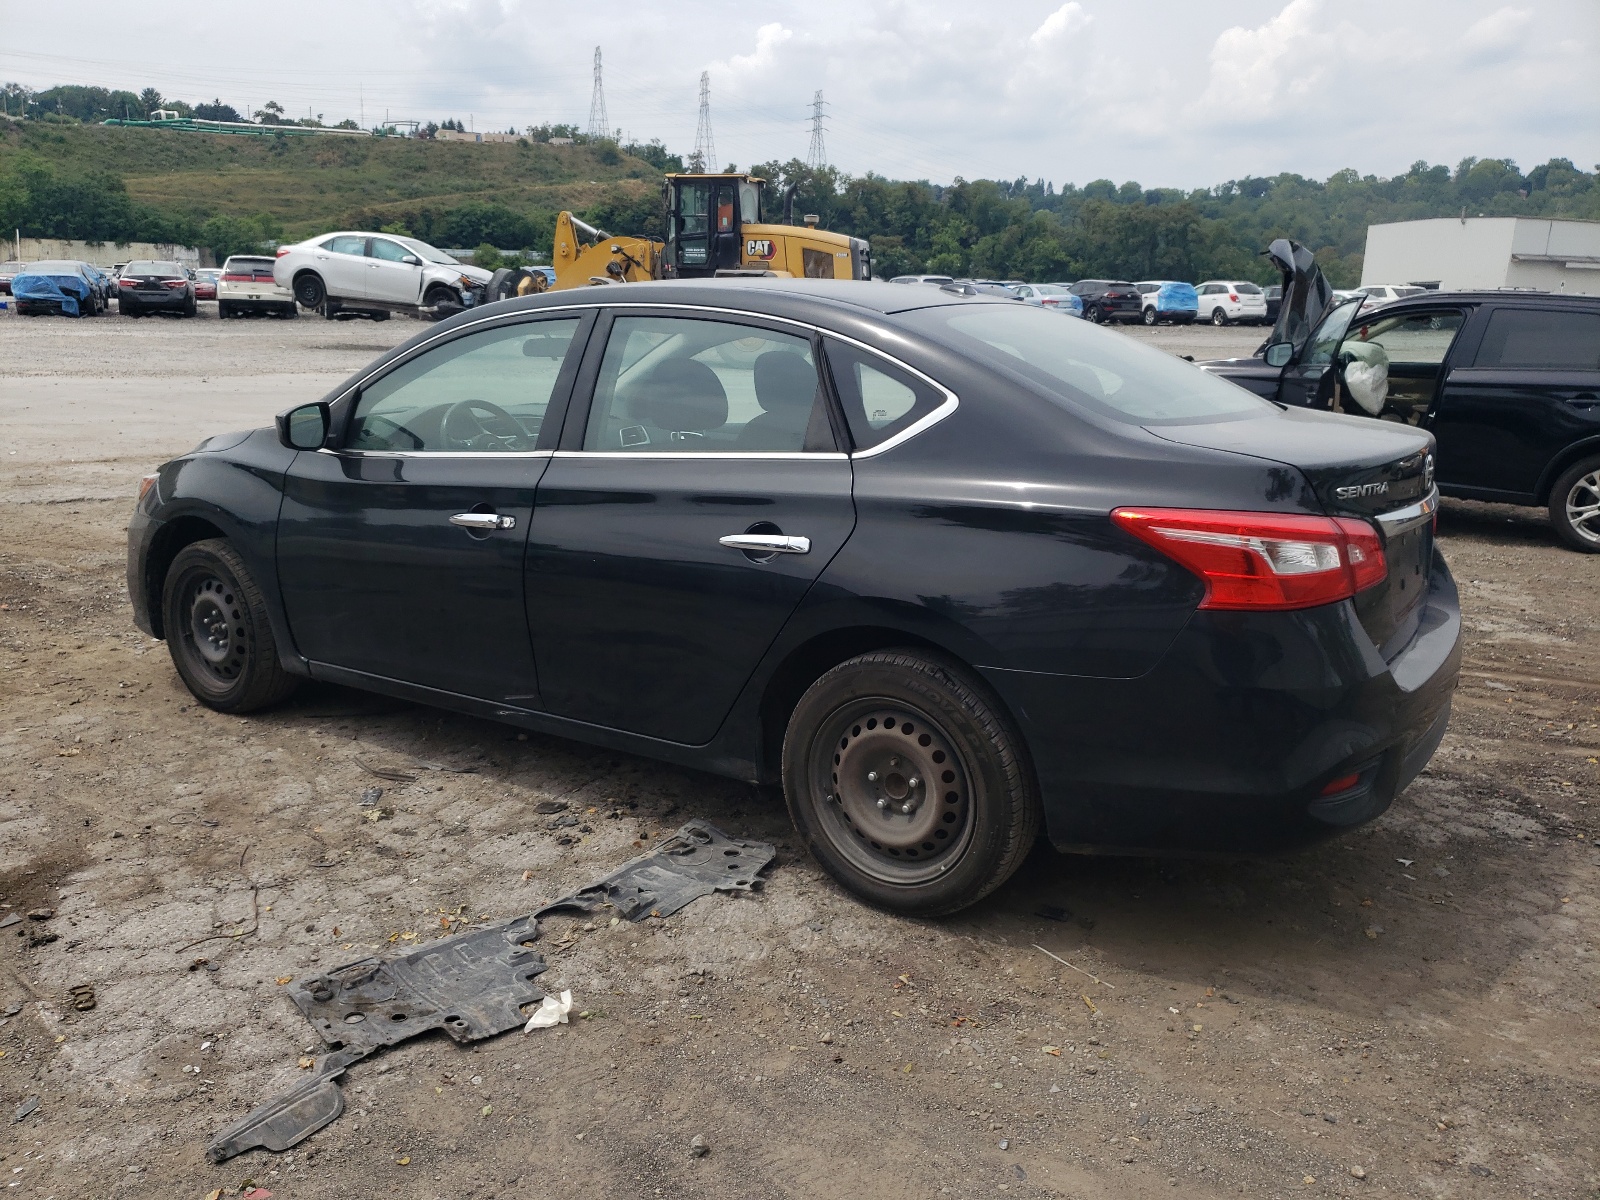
1, 307, 1596, 1200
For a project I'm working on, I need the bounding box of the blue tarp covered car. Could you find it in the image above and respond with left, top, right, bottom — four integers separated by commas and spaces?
1136, 280, 1199, 326
12, 261, 97, 317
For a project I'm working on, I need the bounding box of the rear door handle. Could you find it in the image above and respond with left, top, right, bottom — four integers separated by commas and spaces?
719, 534, 810, 554
450, 513, 516, 531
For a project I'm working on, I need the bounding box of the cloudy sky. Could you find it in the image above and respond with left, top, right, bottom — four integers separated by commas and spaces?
3, 0, 1595, 188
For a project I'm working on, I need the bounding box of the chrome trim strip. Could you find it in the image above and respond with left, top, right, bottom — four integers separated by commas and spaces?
551, 450, 848, 461
338, 300, 962, 459
315, 448, 554, 460
1374, 487, 1438, 535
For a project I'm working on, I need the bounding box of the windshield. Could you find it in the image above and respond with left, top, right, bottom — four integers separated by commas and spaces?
398, 237, 459, 266
904, 304, 1273, 425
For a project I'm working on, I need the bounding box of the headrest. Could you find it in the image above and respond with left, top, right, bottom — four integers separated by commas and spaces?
753, 352, 818, 412
631, 358, 728, 432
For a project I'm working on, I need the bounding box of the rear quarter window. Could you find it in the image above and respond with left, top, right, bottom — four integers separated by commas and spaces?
1473, 308, 1600, 370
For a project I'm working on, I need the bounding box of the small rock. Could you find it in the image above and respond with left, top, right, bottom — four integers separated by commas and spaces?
552, 814, 580, 828
819, 1033, 833, 1045
1048, 1084, 1060, 1094
359, 787, 383, 806
1323, 1112, 1338, 1124
1084, 1065, 1098, 1075
998, 1138, 1009, 1150
1186, 1105, 1204, 1115
689, 1134, 709, 1158
13, 1096, 40, 1123
26, 908, 55, 921
535, 800, 569, 815
1350, 1166, 1367, 1179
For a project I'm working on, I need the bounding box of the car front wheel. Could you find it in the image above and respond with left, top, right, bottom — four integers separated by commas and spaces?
1551, 455, 1600, 552
783, 650, 1040, 916
1210, 307, 1229, 326
162, 539, 299, 712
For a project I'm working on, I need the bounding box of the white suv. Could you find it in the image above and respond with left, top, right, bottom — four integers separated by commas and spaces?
1195, 280, 1269, 326
1360, 284, 1427, 306
273, 232, 492, 316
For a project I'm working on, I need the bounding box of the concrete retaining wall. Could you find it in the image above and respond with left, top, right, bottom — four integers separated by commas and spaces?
9, 237, 203, 269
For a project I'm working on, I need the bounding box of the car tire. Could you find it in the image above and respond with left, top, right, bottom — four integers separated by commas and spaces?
293, 272, 327, 309
782, 649, 1041, 916
1142, 307, 1158, 327
1550, 455, 1600, 553
1084, 304, 1101, 324
1210, 307, 1229, 326
161, 539, 299, 713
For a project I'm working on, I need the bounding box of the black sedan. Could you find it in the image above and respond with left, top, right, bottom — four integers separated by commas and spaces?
1201, 240, 1600, 552
128, 280, 1461, 914
118, 260, 197, 317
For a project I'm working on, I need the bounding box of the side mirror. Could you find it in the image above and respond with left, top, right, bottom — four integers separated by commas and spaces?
1263, 341, 1294, 368
401, 254, 421, 266
277, 402, 330, 450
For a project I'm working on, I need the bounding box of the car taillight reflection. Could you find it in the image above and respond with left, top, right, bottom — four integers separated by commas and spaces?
163, 279, 187, 289
1110, 507, 1387, 611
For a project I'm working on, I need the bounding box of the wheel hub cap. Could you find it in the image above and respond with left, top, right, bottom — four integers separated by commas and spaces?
1568, 471, 1600, 544
829, 708, 968, 859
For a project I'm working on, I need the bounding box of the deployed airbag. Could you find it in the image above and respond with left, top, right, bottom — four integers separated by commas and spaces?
1343, 340, 1390, 416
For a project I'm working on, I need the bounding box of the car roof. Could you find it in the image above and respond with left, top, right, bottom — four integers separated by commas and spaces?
489, 277, 1001, 318
1366, 289, 1600, 309
25, 261, 88, 272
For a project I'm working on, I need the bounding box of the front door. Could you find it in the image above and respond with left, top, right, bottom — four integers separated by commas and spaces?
526, 309, 855, 743
1430, 304, 1600, 498
317, 235, 372, 300
366, 236, 423, 305
1278, 296, 1363, 408
276, 313, 589, 701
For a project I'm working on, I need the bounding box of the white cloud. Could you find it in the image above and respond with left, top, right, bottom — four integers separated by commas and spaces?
1460, 6, 1534, 62
1029, 3, 1091, 49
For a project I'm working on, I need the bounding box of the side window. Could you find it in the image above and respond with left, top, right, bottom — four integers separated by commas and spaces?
1347, 310, 1464, 365
823, 339, 945, 451
1473, 309, 1600, 370
582, 316, 835, 454
369, 238, 411, 263
348, 318, 581, 452
1302, 299, 1365, 366
325, 236, 367, 257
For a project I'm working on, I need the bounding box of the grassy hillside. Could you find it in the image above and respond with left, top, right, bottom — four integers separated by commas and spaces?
0, 120, 661, 241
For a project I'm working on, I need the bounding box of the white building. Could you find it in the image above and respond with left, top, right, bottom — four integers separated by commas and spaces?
1360, 217, 1600, 296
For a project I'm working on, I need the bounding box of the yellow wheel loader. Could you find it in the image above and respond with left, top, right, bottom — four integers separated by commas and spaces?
489, 173, 871, 300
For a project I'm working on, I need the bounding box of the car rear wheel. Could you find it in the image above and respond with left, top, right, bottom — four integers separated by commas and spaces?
293, 272, 326, 309
1550, 456, 1600, 553
782, 650, 1040, 916
1142, 307, 1158, 327
1210, 307, 1229, 326
162, 539, 299, 713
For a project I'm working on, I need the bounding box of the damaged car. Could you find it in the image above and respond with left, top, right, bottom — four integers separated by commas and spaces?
273, 231, 492, 319
1200, 239, 1600, 552
129, 278, 1461, 914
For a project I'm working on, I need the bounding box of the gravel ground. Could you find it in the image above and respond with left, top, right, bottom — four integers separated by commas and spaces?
1, 304, 1596, 1200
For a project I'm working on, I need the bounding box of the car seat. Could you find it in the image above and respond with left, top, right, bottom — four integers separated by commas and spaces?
735, 352, 821, 451
624, 358, 729, 446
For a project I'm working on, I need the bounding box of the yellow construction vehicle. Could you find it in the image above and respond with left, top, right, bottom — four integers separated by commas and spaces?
495, 173, 871, 297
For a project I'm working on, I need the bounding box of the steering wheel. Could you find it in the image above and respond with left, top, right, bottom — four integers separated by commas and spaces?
442, 399, 527, 450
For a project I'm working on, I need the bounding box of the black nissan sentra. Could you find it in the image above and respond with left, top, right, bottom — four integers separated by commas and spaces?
128, 280, 1461, 914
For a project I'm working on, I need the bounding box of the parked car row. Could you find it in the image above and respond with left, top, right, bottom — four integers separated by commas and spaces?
890, 274, 1284, 328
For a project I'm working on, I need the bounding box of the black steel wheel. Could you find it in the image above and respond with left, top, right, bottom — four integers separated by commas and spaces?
1142, 306, 1158, 327
162, 539, 299, 712
293, 272, 326, 309
1210, 307, 1229, 326
783, 650, 1040, 915
1550, 455, 1600, 553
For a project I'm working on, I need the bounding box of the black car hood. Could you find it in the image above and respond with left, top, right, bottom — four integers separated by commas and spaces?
1265, 238, 1332, 358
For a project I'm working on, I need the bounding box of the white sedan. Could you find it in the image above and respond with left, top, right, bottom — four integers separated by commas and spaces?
273, 232, 492, 316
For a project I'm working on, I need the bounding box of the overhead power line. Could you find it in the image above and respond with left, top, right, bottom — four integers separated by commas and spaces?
586, 46, 609, 140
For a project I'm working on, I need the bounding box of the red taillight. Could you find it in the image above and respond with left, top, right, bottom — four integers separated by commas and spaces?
221, 274, 251, 282
1110, 508, 1388, 611
1041, 297, 1058, 305
1229, 293, 1239, 302
163, 279, 187, 289
275, 247, 291, 257
118, 277, 137, 287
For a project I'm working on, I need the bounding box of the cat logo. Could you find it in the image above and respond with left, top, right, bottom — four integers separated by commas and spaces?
745, 238, 776, 260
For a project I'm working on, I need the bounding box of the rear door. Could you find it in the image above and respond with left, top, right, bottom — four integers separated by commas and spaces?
276, 312, 590, 701
525, 307, 854, 743
1429, 304, 1600, 499
316, 236, 372, 300
1340, 306, 1466, 421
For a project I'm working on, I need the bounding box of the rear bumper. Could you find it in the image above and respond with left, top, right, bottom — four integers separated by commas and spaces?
982, 553, 1462, 855
120, 293, 189, 311
220, 296, 296, 312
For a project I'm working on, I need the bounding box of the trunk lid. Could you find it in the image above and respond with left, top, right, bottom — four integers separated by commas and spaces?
1150, 406, 1437, 659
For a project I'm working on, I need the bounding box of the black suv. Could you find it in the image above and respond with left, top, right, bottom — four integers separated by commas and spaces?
1070, 279, 1143, 325
1199, 240, 1600, 551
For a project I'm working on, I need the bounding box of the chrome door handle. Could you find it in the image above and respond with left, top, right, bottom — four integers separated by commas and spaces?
450, 512, 516, 531
719, 534, 810, 554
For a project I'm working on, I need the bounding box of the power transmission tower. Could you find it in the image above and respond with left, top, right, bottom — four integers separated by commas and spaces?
691, 71, 716, 173
586, 47, 609, 140
806, 90, 828, 170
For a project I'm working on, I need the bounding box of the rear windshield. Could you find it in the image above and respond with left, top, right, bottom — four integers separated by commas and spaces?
1104, 282, 1134, 290
1234, 282, 1262, 295
903, 304, 1272, 425
225, 258, 276, 273
126, 261, 183, 276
